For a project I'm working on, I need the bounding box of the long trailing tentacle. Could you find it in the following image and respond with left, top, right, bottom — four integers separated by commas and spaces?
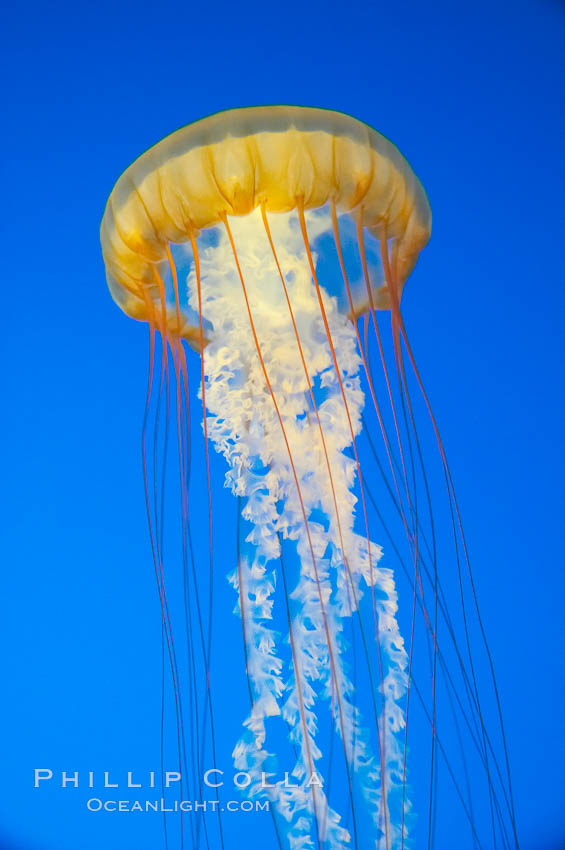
160, 201, 518, 850
197, 209, 411, 849
385, 245, 518, 847
299, 203, 405, 850
262, 204, 390, 802
142, 274, 186, 850
223, 211, 351, 850
347, 213, 519, 849
167, 245, 225, 850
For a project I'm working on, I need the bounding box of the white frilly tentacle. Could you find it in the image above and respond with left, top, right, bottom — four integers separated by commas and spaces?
187, 207, 410, 849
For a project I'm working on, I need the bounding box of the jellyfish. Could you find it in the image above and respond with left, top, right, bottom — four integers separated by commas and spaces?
100, 107, 519, 850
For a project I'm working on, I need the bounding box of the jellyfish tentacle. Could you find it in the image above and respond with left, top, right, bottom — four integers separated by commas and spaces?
188, 231, 217, 737
377, 237, 514, 848
298, 204, 392, 849
284, 538, 352, 850
230, 552, 285, 808
222, 211, 367, 850
141, 271, 188, 849
192, 207, 413, 849
186, 236, 227, 850
331, 209, 420, 849
262, 205, 394, 818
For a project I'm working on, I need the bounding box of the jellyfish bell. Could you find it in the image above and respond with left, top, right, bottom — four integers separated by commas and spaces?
101, 106, 431, 331
100, 107, 518, 850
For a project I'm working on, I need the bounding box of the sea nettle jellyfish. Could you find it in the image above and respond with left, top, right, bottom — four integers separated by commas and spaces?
100, 107, 519, 850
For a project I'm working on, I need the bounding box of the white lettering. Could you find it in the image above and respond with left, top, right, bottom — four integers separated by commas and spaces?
165, 772, 181, 787
283, 772, 298, 788
261, 772, 275, 788
233, 771, 251, 789
104, 772, 118, 788
34, 769, 53, 787
203, 768, 224, 788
